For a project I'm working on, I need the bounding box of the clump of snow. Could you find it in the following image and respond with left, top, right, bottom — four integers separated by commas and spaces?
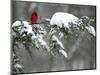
12, 20, 33, 35
86, 26, 95, 37
20, 21, 33, 34
15, 63, 23, 69
12, 20, 22, 27
50, 12, 79, 28
45, 18, 51, 22
59, 50, 68, 58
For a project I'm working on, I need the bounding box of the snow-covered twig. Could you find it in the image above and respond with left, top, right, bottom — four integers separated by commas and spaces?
59, 50, 68, 58
52, 35, 65, 49
85, 26, 95, 37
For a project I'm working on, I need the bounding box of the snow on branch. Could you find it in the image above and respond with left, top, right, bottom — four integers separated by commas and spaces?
85, 26, 95, 37
50, 12, 96, 37
52, 35, 65, 49
50, 12, 78, 28
59, 50, 68, 58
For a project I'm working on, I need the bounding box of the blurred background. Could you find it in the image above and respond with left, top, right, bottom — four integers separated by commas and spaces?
11, 1, 96, 73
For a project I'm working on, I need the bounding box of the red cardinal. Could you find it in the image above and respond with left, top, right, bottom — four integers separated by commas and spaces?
31, 11, 38, 24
